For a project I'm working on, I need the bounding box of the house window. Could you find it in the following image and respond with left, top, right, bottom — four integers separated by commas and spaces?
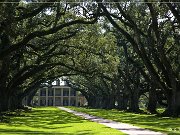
63, 99, 69, 106
70, 98, 76, 106
63, 88, 69, 96
55, 88, 61, 96
55, 97, 61, 106
48, 88, 54, 96
40, 88, 46, 96
48, 97, 53, 106
40, 97, 46, 106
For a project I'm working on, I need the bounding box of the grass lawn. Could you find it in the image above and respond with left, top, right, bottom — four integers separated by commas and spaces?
0, 107, 124, 135
68, 107, 180, 135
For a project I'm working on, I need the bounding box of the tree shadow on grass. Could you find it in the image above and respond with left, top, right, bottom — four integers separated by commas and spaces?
69, 107, 180, 135
109, 113, 180, 134
0, 129, 95, 135
7, 108, 87, 128
0, 107, 99, 134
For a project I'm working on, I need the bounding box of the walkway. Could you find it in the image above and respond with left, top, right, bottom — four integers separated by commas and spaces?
58, 107, 166, 135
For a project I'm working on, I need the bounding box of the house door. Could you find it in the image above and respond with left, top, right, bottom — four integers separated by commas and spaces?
48, 99, 53, 106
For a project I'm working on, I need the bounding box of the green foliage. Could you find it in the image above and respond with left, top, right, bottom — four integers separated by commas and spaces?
1, 0, 180, 116
0, 1, 101, 111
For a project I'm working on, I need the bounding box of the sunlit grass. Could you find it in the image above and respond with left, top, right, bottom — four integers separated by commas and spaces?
0, 107, 124, 135
68, 107, 180, 135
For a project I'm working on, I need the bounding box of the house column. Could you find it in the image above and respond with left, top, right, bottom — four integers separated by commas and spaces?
61, 88, 63, 106
53, 88, 55, 106
68, 88, 71, 106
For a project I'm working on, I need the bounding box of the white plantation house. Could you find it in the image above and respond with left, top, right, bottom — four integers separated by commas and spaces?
31, 79, 86, 106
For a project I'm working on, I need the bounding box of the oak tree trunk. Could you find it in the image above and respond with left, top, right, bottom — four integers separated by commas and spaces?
147, 86, 157, 114
0, 90, 9, 112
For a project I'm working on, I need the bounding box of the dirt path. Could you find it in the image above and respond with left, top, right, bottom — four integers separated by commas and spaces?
59, 107, 166, 135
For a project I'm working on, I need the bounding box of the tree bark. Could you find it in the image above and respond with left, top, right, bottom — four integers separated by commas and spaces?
0, 90, 9, 112
103, 95, 115, 109
27, 89, 38, 106
129, 90, 140, 112
8, 95, 24, 110
87, 95, 96, 108
164, 89, 180, 117
147, 86, 157, 114
117, 92, 128, 110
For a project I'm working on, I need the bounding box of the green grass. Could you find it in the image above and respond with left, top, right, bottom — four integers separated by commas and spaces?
0, 107, 124, 135
68, 107, 180, 135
